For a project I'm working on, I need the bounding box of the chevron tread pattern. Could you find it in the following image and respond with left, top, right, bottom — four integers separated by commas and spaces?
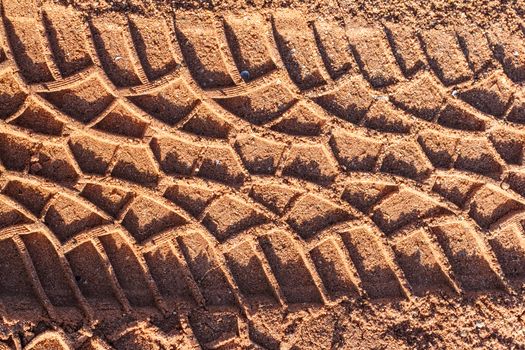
1, 3, 525, 349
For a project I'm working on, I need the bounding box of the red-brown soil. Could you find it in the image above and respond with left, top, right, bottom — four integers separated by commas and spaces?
1, 0, 525, 348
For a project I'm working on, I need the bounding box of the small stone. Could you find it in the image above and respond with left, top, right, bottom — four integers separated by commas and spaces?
240, 70, 250, 80
30, 162, 42, 173
373, 95, 389, 101
501, 181, 510, 190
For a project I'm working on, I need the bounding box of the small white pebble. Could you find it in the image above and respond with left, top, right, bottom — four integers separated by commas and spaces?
114, 55, 123, 62
373, 95, 389, 101
451, 89, 458, 98
501, 182, 510, 190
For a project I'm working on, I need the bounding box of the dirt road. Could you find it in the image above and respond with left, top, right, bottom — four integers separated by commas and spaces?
1, 0, 525, 348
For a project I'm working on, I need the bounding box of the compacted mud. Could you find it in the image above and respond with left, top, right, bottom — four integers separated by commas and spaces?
1, 0, 525, 348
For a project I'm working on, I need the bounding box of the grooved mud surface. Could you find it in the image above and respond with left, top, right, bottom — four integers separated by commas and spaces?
1, 0, 525, 349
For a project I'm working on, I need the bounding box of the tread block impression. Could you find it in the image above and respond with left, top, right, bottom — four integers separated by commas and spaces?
384, 24, 426, 76
487, 27, 525, 82
0, 199, 30, 230
363, 100, 413, 133
506, 90, 525, 124
66, 241, 122, 309
144, 243, 193, 301
198, 145, 245, 185
313, 19, 353, 79
431, 222, 504, 291
44, 194, 108, 243
314, 76, 372, 123
11, 102, 64, 136
111, 145, 160, 185
259, 231, 322, 304
390, 73, 445, 121
432, 174, 482, 208
0, 132, 37, 171
224, 14, 276, 80
330, 130, 383, 172
30, 143, 79, 183
163, 183, 215, 218
235, 134, 286, 174
176, 16, 234, 88
282, 144, 337, 185
270, 103, 326, 136
380, 140, 433, 180
177, 233, 236, 306
456, 26, 495, 75
69, 134, 118, 175
43, 6, 93, 77
2, 179, 52, 216
419, 29, 472, 85
340, 228, 404, 299
372, 189, 450, 235
99, 233, 155, 307
0, 73, 27, 119
392, 229, 454, 295
150, 135, 201, 175
0, 238, 43, 314
225, 240, 276, 302
80, 183, 133, 218
468, 185, 524, 229
272, 13, 326, 89
3, 17, 54, 83
286, 194, 352, 239
40, 77, 114, 124
310, 238, 360, 298
21, 232, 77, 307
89, 16, 142, 87
436, 103, 487, 131
122, 196, 187, 243
488, 128, 525, 164
458, 72, 513, 117
128, 16, 178, 81
347, 27, 402, 87
128, 80, 198, 126
507, 171, 525, 198
202, 195, 267, 241
250, 183, 301, 215
489, 224, 525, 282
94, 102, 148, 138
342, 180, 397, 213
454, 137, 504, 179
215, 82, 296, 125
418, 130, 458, 168
182, 103, 232, 139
